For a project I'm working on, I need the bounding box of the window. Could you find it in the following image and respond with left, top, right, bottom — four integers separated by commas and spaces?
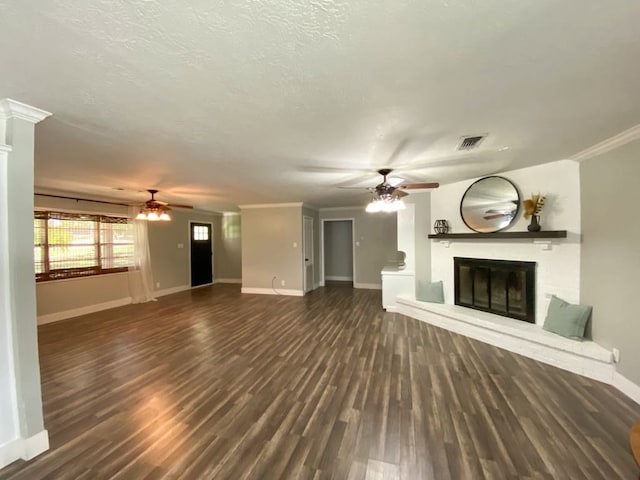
193, 225, 209, 241
34, 211, 134, 282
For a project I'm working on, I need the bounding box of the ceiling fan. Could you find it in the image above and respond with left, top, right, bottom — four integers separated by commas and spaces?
134, 189, 193, 221
354, 169, 439, 212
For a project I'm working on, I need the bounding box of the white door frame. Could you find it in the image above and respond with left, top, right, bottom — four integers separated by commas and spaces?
303, 216, 314, 293
319, 218, 355, 287
188, 220, 214, 288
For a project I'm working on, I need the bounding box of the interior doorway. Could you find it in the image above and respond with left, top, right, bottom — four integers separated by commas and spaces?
190, 222, 213, 287
321, 219, 354, 287
303, 216, 314, 293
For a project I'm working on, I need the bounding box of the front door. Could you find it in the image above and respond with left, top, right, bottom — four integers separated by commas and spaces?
190, 222, 212, 287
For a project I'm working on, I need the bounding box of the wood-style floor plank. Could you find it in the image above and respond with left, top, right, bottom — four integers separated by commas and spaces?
1, 284, 639, 479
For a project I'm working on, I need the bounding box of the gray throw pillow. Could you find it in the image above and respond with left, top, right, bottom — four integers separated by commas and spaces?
416, 280, 444, 304
543, 295, 592, 340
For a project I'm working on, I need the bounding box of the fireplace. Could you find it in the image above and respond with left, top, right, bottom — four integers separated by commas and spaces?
454, 257, 536, 323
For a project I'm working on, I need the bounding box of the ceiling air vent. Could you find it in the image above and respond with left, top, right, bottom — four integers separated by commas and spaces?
458, 134, 486, 151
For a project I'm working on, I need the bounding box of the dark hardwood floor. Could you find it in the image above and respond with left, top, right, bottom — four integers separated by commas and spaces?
2, 284, 639, 479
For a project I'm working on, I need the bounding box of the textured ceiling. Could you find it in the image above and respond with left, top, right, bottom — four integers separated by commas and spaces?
1, 0, 639, 211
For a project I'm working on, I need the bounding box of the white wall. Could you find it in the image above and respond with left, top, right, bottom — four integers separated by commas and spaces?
430, 160, 581, 325
580, 139, 640, 385
241, 204, 303, 293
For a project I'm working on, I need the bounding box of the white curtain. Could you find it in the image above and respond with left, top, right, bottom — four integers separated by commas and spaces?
128, 207, 156, 303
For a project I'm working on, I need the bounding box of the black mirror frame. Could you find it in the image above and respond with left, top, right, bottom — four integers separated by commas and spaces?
459, 176, 521, 233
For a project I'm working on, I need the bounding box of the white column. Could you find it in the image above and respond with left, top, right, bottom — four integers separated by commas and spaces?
0, 99, 51, 469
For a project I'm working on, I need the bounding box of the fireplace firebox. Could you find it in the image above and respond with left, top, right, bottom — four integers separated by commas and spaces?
454, 257, 536, 323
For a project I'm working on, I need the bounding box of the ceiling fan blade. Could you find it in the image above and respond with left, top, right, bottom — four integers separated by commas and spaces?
395, 190, 409, 198
398, 182, 440, 189
168, 203, 194, 209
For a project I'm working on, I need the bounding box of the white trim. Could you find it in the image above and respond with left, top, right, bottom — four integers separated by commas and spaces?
222, 211, 240, 216
303, 215, 314, 293
37, 298, 132, 325
354, 283, 382, 290
214, 278, 242, 284
569, 124, 640, 162
613, 371, 640, 406
396, 296, 615, 383
0, 143, 12, 153
155, 285, 191, 297
0, 98, 52, 123
0, 147, 21, 467
241, 287, 304, 296
0, 429, 49, 469
325, 275, 353, 281
319, 206, 364, 212
239, 202, 303, 209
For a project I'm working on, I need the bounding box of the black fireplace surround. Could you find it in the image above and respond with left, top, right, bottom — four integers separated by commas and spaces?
454, 257, 536, 323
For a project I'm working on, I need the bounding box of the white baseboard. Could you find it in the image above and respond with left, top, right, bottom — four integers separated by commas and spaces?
325, 276, 353, 281
241, 287, 304, 297
613, 371, 640, 405
155, 285, 191, 297
214, 278, 242, 284
38, 298, 132, 325
0, 429, 49, 469
353, 283, 382, 290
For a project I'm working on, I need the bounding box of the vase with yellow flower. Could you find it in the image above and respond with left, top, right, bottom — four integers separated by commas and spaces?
523, 194, 545, 232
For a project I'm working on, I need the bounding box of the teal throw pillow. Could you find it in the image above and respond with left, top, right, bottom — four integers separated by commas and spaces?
416, 280, 444, 304
543, 295, 592, 340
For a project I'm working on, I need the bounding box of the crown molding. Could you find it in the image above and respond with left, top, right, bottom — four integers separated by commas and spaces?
239, 202, 303, 209
222, 211, 241, 216
569, 124, 640, 162
0, 98, 51, 123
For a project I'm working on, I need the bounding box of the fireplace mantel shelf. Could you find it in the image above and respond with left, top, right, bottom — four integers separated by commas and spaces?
428, 230, 567, 240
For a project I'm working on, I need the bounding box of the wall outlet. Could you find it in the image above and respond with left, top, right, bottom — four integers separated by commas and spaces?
177, 243, 184, 249
156, 282, 160, 289
280, 279, 285, 287
612, 348, 620, 363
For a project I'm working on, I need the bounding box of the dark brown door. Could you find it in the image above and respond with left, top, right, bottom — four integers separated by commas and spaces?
190, 223, 212, 287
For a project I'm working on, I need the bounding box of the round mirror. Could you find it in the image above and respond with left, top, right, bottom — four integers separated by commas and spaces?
460, 176, 520, 233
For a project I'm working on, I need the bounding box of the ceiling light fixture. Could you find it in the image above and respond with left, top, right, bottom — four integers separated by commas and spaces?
365, 193, 406, 213
136, 206, 171, 221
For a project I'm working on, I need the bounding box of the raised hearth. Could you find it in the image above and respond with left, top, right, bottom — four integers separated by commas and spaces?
454, 257, 535, 323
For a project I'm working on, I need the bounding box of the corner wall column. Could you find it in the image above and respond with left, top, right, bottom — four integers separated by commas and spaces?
0, 99, 52, 469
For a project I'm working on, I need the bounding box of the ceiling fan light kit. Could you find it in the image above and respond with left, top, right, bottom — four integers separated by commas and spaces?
135, 189, 178, 221
136, 208, 171, 221
364, 168, 438, 213
366, 196, 406, 213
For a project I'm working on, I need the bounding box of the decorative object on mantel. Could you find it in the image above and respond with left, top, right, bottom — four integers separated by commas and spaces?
460, 176, 520, 233
523, 193, 546, 232
433, 219, 449, 234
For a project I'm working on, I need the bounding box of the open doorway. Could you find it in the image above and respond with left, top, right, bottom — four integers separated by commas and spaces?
303, 216, 314, 293
321, 219, 354, 287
